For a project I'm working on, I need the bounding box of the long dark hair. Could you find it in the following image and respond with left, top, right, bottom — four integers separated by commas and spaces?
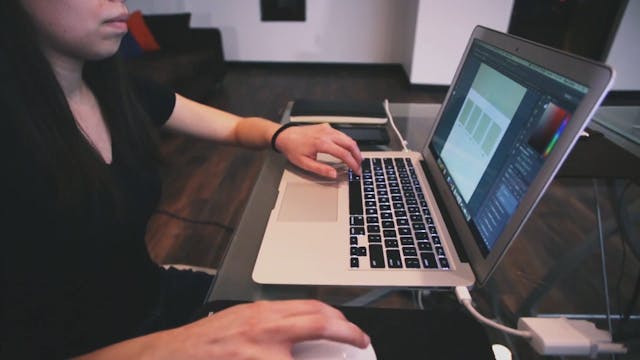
0, 0, 160, 216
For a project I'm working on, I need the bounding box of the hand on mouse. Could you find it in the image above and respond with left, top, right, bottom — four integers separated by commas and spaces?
147, 300, 370, 360
275, 123, 363, 179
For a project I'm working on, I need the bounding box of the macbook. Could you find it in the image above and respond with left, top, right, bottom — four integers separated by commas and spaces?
252, 26, 614, 287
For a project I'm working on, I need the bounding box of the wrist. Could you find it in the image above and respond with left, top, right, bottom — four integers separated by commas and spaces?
270, 122, 300, 153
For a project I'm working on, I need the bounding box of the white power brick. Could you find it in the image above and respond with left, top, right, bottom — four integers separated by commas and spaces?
517, 317, 625, 357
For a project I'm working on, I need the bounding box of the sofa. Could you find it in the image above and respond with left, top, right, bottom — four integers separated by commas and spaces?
124, 13, 226, 102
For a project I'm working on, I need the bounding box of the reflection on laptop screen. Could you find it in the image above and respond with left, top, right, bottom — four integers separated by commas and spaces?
430, 40, 589, 257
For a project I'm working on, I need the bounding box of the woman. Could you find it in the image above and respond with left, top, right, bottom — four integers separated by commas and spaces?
0, 0, 368, 358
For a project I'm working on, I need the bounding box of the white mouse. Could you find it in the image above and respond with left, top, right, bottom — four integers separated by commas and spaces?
291, 339, 377, 360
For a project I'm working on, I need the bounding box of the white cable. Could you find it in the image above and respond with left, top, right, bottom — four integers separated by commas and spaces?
455, 286, 627, 357
383, 99, 409, 152
455, 286, 533, 338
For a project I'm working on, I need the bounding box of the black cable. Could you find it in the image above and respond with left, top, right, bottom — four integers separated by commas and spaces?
154, 209, 234, 232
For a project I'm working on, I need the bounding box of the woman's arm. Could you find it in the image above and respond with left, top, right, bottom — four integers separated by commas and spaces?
74, 300, 370, 360
163, 94, 362, 178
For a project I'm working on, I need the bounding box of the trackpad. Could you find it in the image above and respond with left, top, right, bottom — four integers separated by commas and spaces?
277, 182, 338, 222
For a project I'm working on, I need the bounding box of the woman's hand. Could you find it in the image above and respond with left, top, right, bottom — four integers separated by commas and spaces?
275, 123, 363, 178
150, 300, 369, 360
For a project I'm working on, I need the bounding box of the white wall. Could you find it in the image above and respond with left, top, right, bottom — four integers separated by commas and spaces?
409, 0, 513, 85
127, 0, 417, 64
606, 0, 640, 91
126, 0, 639, 89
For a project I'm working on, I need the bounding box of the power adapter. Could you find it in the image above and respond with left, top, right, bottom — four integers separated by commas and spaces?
517, 317, 626, 357
455, 286, 627, 358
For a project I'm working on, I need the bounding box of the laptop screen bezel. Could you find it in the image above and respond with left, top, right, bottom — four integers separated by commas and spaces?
420, 26, 614, 287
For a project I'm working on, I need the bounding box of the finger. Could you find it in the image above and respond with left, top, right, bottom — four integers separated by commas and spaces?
291, 155, 339, 179
315, 142, 361, 176
275, 314, 370, 349
250, 300, 348, 322
330, 131, 363, 164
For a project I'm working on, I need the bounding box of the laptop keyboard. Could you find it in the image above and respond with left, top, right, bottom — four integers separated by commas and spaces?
348, 157, 450, 270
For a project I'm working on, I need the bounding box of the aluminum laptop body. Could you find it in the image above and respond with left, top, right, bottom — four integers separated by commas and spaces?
252, 26, 614, 287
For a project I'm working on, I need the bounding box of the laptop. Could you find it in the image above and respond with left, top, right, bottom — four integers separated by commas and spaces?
252, 26, 614, 287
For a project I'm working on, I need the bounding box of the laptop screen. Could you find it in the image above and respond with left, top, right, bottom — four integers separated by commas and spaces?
429, 39, 588, 257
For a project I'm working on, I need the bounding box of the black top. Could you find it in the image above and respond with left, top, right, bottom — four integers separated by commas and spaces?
1, 78, 176, 358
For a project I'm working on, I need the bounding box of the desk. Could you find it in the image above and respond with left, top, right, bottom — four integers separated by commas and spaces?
205, 102, 640, 359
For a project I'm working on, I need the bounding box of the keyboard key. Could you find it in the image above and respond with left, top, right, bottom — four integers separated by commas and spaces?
365, 200, 376, 207
350, 216, 364, 226
405, 257, 421, 268
398, 227, 412, 236
366, 216, 379, 223
415, 232, 428, 240
420, 252, 438, 269
378, 196, 390, 204
348, 178, 363, 215
350, 257, 359, 268
358, 247, 367, 256
394, 210, 407, 218
386, 249, 403, 268
383, 229, 396, 238
400, 237, 414, 246
369, 245, 385, 268
408, 206, 420, 214
364, 193, 375, 200
435, 246, 445, 257
432, 235, 441, 245
379, 204, 391, 211
381, 220, 394, 229
366, 208, 378, 215
384, 239, 399, 248
350, 236, 358, 245
438, 257, 450, 269
396, 218, 409, 227
368, 234, 382, 243
417, 241, 432, 252
402, 246, 417, 257
350, 227, 365, 235
412, 223, 426, 231
393, 202, 404, 210
380, 212, 393, 220
428, 225, 438, 234
367, 224, 380, 233
410, 214, 423, 222
350, 246, 358, 256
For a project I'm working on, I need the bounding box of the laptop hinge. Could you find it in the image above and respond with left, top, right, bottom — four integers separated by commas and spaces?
419, 160, 469, 263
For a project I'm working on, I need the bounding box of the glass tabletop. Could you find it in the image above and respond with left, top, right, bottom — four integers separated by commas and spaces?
205, 102, 640, 358
591, 105, 640, 156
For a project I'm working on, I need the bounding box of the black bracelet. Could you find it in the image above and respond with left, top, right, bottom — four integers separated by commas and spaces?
271, 122, 300, 153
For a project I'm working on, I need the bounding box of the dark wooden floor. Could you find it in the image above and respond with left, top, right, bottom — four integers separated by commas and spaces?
145, 63, 640, 359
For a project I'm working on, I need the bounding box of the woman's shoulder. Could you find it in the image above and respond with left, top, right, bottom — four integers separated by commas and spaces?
129, 74, 176, 127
